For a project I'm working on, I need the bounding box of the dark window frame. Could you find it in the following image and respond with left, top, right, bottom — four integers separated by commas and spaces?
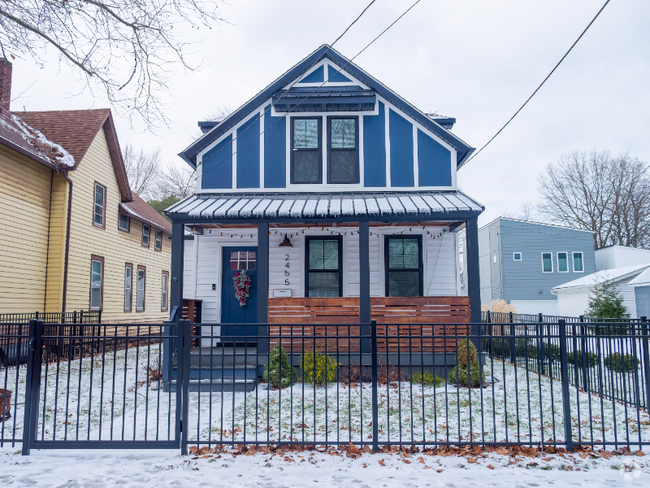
136, 265, 146, 312
118, 213, 130, 233
89, 254, 105, 311
124, 263, 133, 312
384, 235, 423, 297
290, 116, 322, 184
161, 271, 169, 312
142, 224, 151, 248
327, 115, 359, 184
154, 229, 163, 251
93, 182, 106, 229
305, 235, 343, 298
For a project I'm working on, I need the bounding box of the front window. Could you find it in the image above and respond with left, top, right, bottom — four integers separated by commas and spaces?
137, 266, 146, 311
142, 224, 150, 247
306, 237, 341, 297
328, 117, 358, 184
230, 251, 257, 270
386, 237, 422, 297
161, 272, 169, 312
291, 118, 321, 184
90, 256, 103, 310
93, 183, 106, 228
573, 252, 584, 272
119, 214, 130, 232
542, 252, 553, 273
124, 264, 132, 312
155, 230, 162, 251
558, 252, 568, 272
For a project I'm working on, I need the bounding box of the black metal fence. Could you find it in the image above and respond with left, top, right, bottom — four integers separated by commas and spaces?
2, 319, 650, 455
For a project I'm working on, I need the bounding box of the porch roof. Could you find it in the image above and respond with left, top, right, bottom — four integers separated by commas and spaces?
165, 191, 483, 222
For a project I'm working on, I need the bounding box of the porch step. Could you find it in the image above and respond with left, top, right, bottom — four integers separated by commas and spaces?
173, 347, 259, 368
168, 378, 257, 393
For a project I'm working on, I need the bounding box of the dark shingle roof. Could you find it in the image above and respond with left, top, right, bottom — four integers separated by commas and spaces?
122, 193, 172, 234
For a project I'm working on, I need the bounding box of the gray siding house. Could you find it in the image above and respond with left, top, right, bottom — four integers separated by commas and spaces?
479, 218, 595, 314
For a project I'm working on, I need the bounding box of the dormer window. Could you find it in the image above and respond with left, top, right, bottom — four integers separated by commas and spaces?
291, 118, 321, 184
328, 117, 358, 184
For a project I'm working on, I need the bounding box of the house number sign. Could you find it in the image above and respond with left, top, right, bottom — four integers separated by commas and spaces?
284, 253, 291, 285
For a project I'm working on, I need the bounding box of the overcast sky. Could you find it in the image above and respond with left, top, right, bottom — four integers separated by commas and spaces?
10, 0, 650, 226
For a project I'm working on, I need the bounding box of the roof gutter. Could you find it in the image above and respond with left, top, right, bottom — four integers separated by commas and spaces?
61, 171, 73, 315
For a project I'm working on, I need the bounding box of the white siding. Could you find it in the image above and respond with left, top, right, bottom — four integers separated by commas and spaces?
510, 300, 558, 315
555, 277, 639, 317
183, 238, 196, 299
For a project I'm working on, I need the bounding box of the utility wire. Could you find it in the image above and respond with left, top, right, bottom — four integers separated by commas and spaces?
198, 0, 423, 179
464, 0, 612, 165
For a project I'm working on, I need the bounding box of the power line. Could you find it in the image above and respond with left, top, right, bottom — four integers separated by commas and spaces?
464, 0, 612, 166
198, 0, 423, 180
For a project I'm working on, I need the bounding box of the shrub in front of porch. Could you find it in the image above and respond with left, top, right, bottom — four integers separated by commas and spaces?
448, 339, 485, 388
299, 351, 338, 385
264, 344, 297, 388
410, 371, 445, 387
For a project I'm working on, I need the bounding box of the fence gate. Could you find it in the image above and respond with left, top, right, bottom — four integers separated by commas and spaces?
22, 321, 183, 453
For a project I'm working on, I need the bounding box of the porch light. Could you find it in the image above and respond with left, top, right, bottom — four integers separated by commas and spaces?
279, 234, 293, 247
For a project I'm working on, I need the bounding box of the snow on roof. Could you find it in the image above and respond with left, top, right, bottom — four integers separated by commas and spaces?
480, 216, 594, 234
628, 267, 650, 287
551, 263, 650, 292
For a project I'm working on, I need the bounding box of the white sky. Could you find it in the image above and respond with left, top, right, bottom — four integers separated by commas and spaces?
10, 0, 650, 226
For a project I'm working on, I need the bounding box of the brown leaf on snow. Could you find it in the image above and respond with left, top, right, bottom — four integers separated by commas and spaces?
636, 451, 645, 457
467, 457, 478, 464
437, 469, 443, 473
378, 459, 386, 466
402, 459, 411, 464
417, 456, 425, 464
542, 457, 553, 462
487, 464, 495, 470
189, 446, 199, 455
496, 448, 508, 455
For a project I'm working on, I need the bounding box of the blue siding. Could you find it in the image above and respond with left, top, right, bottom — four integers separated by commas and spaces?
327, 65, 352, 83
389, 109, 414, 187
264, 106, 286, 188
418, 129, 451, 186
236, 115, 260, 188
300, 65, 324, 83
201, 135, 232, 189
363, 102, 386, 187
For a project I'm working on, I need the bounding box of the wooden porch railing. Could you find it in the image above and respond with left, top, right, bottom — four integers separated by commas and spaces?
267, 296, 471, 353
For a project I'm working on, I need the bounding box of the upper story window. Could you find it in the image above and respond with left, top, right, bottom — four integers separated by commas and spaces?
306, 237, 341, 297
386, 236, 422, 297
328, 117, 358, 184
542, 252, 553, 273
557, 252, 569, 272
291, 118, 321, 184
119, 213, 130, 232
155, 230, 162, 251
513, 252, 522, 261
573, 252, 584, 272
93, 183, 106, 228
142, 224, 150, 247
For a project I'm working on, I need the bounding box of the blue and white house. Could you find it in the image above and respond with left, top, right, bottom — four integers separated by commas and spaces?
166, 45, 483, 369
479, 218, 596, 315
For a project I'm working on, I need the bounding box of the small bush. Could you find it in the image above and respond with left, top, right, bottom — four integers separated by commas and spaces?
456, 339, 478, 367
264, 343, 297, 388
299, 351, 338, 385
604, 353, 639, 372
566, 351, 599, 367
448, 363, 485, 388
411, 371, 445, 387
539, 342, 561, 362
484, 338, 537, 359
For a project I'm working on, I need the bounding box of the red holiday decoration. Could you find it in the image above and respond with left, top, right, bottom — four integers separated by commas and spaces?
233, 269, 252, 307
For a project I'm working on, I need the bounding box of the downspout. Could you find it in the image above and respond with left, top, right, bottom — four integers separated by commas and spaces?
61, 171, 73, 315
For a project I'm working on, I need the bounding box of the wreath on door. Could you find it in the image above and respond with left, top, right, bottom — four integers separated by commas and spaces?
233, 269, 252, 307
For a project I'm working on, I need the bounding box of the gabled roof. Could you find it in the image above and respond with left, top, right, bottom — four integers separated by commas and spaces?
17, 109, 132, 202
551, 263, 650, 292
628, 267, 650, 287
179, 45, 474, 168
480, 216, 595, 234
121, 193, 172, 234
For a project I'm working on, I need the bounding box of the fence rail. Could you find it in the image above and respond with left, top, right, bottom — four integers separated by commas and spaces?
2, 318, 650, 455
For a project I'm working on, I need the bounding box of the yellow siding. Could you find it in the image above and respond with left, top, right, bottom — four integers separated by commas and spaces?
0, 145, 52, 313
44, 174, 68, 313
64, 129, 171, 323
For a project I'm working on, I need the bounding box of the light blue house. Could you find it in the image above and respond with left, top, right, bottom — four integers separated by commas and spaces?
479, 218, 595, 315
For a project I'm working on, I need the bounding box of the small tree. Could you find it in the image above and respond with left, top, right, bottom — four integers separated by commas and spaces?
586, 280, 629, 319
264, 343, 297, 389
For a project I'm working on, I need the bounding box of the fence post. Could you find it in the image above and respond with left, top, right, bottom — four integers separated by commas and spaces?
641, 317, 650, 411
180, 319, 191, 455
580, 316, 589, 393
22, 320, 43, 456
537, 313, 545, 375
558, 319, 574, 451
509, 311, 516, 363
371, 319, 379, 452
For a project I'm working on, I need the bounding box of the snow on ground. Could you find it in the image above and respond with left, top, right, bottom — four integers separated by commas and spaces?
1, 445, 649, 487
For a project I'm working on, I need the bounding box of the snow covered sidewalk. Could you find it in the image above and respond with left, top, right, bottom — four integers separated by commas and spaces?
1, 446, 649, 487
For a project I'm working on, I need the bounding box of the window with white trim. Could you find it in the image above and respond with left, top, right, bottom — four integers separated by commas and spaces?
557, 252, 568, 272
513, 252, 522, 261
124, 264, 132, 312
573, 252, 584, 272
90, 256, 104, 310
291, 118, 321, 184
137, 266, 146, 312
542, 252, 553, 273
327, 117, 358, 184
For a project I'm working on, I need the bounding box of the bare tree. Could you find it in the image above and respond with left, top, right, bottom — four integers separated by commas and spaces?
123, 144, 162, 200
502, 201, 539, 222
160, 162, 196, 199
0, 1, 224, 126
538, 151, 650, 249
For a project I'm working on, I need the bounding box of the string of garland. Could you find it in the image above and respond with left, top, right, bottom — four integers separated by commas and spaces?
202, 226, 449, 239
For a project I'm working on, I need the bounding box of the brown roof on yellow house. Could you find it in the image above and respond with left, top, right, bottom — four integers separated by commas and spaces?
121, 193, 172, 234
16, 109, 132, 202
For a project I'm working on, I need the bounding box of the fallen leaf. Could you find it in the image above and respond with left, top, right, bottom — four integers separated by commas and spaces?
378, 459, 385, 466
487, 464, 494, 470
467, 457, 478, 464
402, 459, 411, 464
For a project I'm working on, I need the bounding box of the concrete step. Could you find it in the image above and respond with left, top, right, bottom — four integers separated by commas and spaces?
167, 378, 257, 393
173, 347, 260, 368
171, 367, 257, 381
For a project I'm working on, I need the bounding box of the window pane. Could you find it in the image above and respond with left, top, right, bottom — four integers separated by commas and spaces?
329, 150, 357, 183
137, 270, 145, 310
330, 119, 356, 149
155, 230, 162, 249
293, 151, 320, 183
558, 253, 568, 272
90, 288, 101, 309
95, 186, 104, 206
403, 239, 419, 269
542, 253, 552, 272
119, 214, 129, 230
388, 271, 420, 297
293, 119, 319, 149
388, 239, 405, 269
308, 272, 340, 297
92, 261, 102, 285
309, 240, 324, 270
323, 240, 339, 269
574, 252, 584, 272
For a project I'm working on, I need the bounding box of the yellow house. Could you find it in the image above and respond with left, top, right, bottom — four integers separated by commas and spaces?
0, 59, 172, 323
